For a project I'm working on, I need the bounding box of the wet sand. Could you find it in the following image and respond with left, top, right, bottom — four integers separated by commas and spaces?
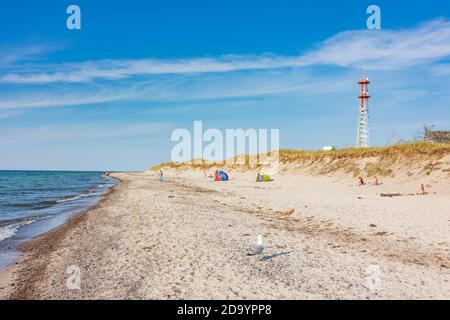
0, 171, 449, 299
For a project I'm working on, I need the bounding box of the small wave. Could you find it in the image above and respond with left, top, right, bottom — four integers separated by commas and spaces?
0, 219, 37, 242
56, 195, 82, 204
56, 191, 103, 204
0, 171, 115, 246
6, 199, 60, 210
6, 202, 42, 209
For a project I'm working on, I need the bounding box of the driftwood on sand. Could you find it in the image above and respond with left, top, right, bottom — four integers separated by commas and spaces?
380, 184, 430, 198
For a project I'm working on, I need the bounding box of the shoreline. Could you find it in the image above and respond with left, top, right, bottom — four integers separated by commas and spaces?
0, 178, 122, 299
0, 172, 117, 270
0, 171, 449, 299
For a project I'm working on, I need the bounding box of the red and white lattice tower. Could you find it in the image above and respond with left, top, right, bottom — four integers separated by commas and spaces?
356, 77, 371, 148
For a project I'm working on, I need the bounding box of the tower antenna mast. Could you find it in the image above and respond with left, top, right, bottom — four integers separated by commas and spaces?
356, 76, 371, 148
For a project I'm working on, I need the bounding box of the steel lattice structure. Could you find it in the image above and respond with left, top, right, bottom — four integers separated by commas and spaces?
356, 77, 371, 148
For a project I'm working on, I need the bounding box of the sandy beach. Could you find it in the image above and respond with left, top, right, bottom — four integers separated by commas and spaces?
0, 168, 449, 300
3, 0, 450, 304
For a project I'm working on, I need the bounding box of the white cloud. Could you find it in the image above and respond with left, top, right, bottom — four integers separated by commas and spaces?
432, 64, 450, 76
302, 19, 450, 70
0, 44, 60, 66
0, 55, 303, 84
0, 70, 353, 110
0, 122, 171, 144
2, 19, 450, 84
0, 88, 131, 110
0, 109, 24, 119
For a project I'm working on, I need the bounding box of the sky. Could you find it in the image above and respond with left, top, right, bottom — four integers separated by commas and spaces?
1, 0, 450, 171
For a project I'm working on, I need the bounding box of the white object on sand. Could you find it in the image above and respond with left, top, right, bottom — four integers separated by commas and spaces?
247, 235, 264, 256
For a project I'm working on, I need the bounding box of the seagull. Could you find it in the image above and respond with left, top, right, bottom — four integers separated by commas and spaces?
247, 235, 264, 256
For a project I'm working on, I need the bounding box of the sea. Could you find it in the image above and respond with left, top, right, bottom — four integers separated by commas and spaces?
0, 170, 116, 269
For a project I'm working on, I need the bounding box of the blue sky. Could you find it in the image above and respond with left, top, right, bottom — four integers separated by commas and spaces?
1, 0, 450, 171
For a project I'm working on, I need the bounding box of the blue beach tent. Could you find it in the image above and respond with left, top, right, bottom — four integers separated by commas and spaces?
215, 171, 229, 181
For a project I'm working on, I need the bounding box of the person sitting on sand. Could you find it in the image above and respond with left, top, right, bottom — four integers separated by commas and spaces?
256, 173, 263, 182
358, 176, 366, 186
256, 173, 274, 182
372, 176, 379, 186
420, 184, 427, 195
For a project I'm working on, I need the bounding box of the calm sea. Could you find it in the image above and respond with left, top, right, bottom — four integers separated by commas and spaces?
0, 171, 116, 268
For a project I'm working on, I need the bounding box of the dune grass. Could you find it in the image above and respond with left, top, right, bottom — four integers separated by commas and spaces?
279, 142, 450, 162
151, 142, 450, 173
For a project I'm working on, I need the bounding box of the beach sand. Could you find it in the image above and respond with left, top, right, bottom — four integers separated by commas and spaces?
0, 170, 449, 299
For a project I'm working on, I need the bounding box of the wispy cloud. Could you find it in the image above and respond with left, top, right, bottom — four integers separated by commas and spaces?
0, 87, 133, 110
301, 19, 450, 70
0, 122, 171, 144
0, 43, 61, 66
432, 63, 450, 76
2, 19, 450, 84
0, 70, 353, 110
0, 109, 24, 119
0, 55, 303, 84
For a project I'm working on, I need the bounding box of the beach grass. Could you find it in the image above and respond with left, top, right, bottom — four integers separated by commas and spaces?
279, 141, 450, 161
152, 142, 450, 171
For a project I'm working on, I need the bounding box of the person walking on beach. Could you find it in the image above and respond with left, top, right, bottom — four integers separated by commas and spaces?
158, 170, 164, 182
358, 176, 366, 186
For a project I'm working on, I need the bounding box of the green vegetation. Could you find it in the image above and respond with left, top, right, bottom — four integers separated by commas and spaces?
424, 126, 450, 143
365, 163, 393, 177
422, 162, 442, 176
279, 142, 450, 163
152, 142, 450, 177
